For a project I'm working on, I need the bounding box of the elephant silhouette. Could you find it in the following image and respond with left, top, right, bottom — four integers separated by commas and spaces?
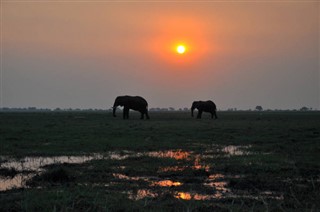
191, 100, 218, 119
113, 95, 150, 119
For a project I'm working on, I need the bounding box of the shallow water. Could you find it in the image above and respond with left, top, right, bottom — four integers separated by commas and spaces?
1, 154, 104, 172
222, 145, 251, 156
0, 145, 273, 201
0, 173, 35, 191
147, 150, 191, 160
0, 154, 103, 191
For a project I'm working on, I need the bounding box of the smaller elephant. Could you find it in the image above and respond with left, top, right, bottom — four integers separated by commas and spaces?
113, 95, 150, 119
191, 100, 218, 119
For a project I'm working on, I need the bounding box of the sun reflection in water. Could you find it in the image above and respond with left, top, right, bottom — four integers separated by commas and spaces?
175, 191, 225, 200
193, 155, 210, 171
128, 189, 158, 200
175, 192, 192, 200
151, 180, 182, 187
1, 148, 249, 199
204, 181, 229, 192
148, 150, 190, 160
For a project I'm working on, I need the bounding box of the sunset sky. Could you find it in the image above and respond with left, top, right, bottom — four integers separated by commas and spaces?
1, 1, 319, 110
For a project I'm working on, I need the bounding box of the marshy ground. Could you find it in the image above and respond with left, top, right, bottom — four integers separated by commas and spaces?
0, 111, 319, 211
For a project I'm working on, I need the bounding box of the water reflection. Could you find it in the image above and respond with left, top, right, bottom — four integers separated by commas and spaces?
112, 173, 148, 182
148, 150, 190, 160
1, 154, 103, 172
193, 155, 210, 171
170, 174, 229, 201
0, 154, 103, 191
151, 180, 182, 187
0, 151, 143, 191
175, 192, 223, 200
175, 192, 192, 200
204, 181, 229, 192
158, 154, 209, 173
221, 145, 250, 156
0, 173, 35, 191
201, 144, 252, 158
128, 189, 158, 200
0, 149, 218, 192
1, 146, 257, 202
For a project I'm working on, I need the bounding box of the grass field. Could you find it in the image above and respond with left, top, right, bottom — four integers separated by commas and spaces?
0, 111, 319, 211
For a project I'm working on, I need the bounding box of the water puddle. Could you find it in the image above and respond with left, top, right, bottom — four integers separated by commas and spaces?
147, 150, 191, 160
221, 145, 251, 156
1, 154, 103, 172
203, 145, 251, 157
1, 145, 282, 201
0, 154, 104, 191
158, 154, 209, 173
0, 173, 35, 191
175, 192, 217, 200
128, 189, 158, 200
0, 148, 235, 192
112, 173, 150, 182
151, 180, 182, 187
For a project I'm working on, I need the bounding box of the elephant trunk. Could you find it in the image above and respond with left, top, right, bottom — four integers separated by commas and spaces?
113, 103, 118, 117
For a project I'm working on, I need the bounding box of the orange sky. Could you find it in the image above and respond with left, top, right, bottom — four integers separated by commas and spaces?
2, 1, 319, 109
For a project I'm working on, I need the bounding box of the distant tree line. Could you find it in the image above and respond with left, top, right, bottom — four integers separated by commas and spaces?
0, 107, 109, 112
0, 106, 317, 112
149, 107, 189, 112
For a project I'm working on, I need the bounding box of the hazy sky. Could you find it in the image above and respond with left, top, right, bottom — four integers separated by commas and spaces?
1, 1, 319, 110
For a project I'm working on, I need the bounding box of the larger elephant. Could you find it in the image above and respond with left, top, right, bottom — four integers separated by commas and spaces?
191, 100, 218, 119
113, 95, 150, 119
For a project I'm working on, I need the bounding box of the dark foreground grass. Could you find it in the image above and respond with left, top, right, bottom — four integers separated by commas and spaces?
0, 111, 320, 211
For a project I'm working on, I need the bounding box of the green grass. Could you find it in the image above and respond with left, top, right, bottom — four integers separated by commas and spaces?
0, 111, 319, 211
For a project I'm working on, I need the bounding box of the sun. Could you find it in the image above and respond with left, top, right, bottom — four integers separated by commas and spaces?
176, 45, 186, 54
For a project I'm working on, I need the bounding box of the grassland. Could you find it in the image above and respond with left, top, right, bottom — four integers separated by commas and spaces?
0, 111, 319, 211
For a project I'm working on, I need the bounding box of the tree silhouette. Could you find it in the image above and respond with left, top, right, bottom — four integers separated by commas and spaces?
300, 106, 309, 111
255, 106, 263, 111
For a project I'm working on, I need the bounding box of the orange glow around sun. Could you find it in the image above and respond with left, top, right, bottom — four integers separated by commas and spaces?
150, 16, 209, 68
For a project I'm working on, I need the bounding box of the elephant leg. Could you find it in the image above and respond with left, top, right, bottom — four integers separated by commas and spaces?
123, 107, 129, 119
145, 110, 150, 119
214, 112, 218, 119
140, 109, 149, 119
197, 110, 202, 119
211, 112, 214, 119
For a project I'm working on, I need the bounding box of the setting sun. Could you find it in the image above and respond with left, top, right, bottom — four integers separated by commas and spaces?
176, 45, 186, 54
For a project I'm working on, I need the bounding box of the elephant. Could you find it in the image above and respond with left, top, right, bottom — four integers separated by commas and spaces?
191, 100, 218, 119
113, 95, 150, 119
